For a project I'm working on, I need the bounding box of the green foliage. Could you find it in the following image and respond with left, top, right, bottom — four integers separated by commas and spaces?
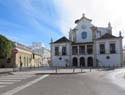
0, 35, 12, 58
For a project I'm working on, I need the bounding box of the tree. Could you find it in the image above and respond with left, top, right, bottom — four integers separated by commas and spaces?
0, 35, 12, 67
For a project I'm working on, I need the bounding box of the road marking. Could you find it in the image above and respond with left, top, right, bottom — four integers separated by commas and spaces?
2, 75, 34, 78
1, 74, 49, 95
0, 82, 14, 85
0, 85, 6, 88
0, 80, 21, 82
0, 78, 26, 80
0, 74, 35, 89
0, 75, 34, 80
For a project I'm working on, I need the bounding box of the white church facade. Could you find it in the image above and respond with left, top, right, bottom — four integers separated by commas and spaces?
51, 14, 123, 67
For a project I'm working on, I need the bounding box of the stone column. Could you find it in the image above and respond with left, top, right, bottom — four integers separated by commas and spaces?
77, 45, 80, 67
91, 26, 97, 67
85, 56, 88, 67
85, 45, 88, 67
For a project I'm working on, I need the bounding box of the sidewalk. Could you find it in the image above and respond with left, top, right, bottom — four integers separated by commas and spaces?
108, 68, 125, 89
0, 67, 98, 75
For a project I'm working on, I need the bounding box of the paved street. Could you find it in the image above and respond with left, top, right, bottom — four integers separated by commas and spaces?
0, 69, 125, 95
0, 72, 39, 95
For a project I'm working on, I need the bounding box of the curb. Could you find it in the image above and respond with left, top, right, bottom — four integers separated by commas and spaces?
35, 71, 86, 75
0, 71, 13, 75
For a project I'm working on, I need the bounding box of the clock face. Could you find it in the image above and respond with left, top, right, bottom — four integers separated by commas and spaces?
81, 32, 87, 39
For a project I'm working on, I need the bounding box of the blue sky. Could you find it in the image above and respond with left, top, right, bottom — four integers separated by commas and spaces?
0, 0, 125, 48
0, 0, 64, 48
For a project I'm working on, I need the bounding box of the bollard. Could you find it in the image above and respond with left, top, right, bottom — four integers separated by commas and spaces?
97, 66, 100, 71
81, 67, 82, 73
73, 67, 75, 73
90, 67, 91, 72
55, 66, 58, 73
30, 66, 31, 69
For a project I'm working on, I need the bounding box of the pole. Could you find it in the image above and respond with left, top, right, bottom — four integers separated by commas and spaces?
55, 66, 57, 73
90, 67, 91, 72
13, 53, 16, 72
73, 67, 75, 73
81, 67, 82, 72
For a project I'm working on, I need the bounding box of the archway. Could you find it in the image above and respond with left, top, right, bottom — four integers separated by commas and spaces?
87, 57, 93, 67
80, 57, 85, 67
72, 57, 78, 67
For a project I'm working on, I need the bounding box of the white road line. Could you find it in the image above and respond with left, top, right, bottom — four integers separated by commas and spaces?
0, 78, 26, 80
1, 74, 49, 95
0, 80, 21, 82
0, 82, 14, 85
2, 76, 34, 78
0, 85, 6, 88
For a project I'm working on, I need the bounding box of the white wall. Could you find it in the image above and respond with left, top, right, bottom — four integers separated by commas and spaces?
75, 19, 93, 43
71, 18, 110, 43
96, 27, 110, 38
52, 43, 71, 67
96, 39, 121, 66
51, 16, 122, 67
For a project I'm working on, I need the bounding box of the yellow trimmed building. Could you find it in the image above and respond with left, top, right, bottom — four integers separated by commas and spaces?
12, 42, 32, 68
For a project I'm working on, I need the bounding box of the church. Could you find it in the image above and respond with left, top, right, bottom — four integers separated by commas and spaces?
50, 14, 123, 67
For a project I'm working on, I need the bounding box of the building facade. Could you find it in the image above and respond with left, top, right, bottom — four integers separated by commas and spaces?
12, 42, 47, 68
12, 42, 32, 68
31, 42, 50, 66
51, 14, 123, 67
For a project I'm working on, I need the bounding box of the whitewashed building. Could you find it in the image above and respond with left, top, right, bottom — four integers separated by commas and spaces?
31, 42, 50, 66
51, 14, 123, 67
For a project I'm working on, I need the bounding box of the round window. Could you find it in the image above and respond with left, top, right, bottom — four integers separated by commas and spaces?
81, 32, 87, 39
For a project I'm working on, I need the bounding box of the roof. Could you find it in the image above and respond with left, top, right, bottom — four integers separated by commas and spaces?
13, 42, 32, 52
53, 36, 71, 44
96, 33, 121, 40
